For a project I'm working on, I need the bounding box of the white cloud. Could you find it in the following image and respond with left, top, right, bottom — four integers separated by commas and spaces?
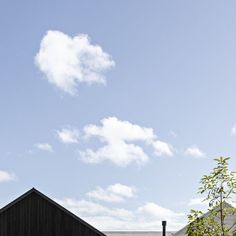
55, 198, 133, 220
87, 183, 136, 202
188, 197, 208, 206
55, 198, 184, 231
57, 128, 79, 144
138, 202, 184, 221
0, 171, 16, 183
231, 124, 236, 136
80, 144, 149, 167
151, 140, 173, 157
80, 117, 173, 167
227, 199, 236, 207
185, 146, 205, 158
35, 143, 53, 152
35, 30, 115, 95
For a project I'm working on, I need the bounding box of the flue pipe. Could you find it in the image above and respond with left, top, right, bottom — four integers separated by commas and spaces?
162, 220, 167, 236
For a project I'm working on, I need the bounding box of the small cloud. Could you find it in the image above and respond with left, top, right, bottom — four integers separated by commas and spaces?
57, 128, 79, 144
35, 30, 115, 95
231, 123, 236, 136
80, 117, 153, 167
35, 143, 53, 152
80, 117, 174, 167
0, 171, 16, 183
151, 140, 173, 157
185, 146, 206, 158
87, 183, 136, 203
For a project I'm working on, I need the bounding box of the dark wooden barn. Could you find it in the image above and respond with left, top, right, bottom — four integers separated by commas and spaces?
0, 188, 106, 236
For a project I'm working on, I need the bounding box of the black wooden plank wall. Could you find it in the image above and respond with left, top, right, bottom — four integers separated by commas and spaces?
0, 192, 102, 236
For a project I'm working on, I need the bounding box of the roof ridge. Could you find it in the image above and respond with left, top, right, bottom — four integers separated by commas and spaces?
0, 188, 106, 236
0, 187, 36, 212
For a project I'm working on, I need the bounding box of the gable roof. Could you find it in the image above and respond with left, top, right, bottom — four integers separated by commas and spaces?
174, 202, 236, 236
0, 187, 106, 236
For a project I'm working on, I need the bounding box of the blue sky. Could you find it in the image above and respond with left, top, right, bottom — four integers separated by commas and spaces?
1, 0, 236, 231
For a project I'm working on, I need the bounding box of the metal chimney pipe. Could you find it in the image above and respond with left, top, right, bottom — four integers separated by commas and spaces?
162, 220, 167, 236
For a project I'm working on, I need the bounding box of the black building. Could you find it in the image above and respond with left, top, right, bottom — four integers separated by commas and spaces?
0, 188, 106, 236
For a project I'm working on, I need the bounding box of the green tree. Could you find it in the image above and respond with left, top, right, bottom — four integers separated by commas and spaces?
187, 157, 236, 236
